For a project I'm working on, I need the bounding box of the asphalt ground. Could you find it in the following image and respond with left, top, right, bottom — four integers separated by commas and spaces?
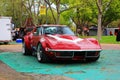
0, 43, 120, 80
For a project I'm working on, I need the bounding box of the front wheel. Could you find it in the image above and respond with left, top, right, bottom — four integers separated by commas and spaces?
37, 44, 49, 63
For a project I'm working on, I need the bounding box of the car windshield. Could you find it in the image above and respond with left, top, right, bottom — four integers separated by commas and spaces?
43, 26, 75, 35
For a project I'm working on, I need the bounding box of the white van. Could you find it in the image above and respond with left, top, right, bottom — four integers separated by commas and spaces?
0, 17, 12, 44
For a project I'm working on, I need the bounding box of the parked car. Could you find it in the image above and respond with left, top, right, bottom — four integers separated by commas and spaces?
22, 25, 102, 63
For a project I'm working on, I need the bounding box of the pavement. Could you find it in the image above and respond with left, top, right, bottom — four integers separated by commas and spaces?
101, 44, 120, 50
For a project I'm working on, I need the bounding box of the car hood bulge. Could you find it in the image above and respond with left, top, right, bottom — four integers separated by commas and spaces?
45, 34, 101, 50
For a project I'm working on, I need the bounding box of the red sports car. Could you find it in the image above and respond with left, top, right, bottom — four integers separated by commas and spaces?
22, 25, 102, 63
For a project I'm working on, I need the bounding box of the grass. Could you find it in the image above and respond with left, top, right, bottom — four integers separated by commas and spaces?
99, 36, 120, 44
79, 36, 120, 44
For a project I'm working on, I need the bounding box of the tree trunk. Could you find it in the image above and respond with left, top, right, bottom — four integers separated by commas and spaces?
56, 0, 60, 24
97, 13, 102, 40
45, 0, 56, 24
96, 0, 102, 40
56, 3, 60, 24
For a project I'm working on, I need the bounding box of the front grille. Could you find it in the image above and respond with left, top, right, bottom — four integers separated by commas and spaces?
74, 52, 85, 56
86, 51, 99, 57
54, 51, 99, 58
55, 51, 73, 58
87, 51, 95, 56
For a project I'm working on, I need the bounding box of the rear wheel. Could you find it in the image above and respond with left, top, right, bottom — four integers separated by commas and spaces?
37, 44, 49, 63
22, 42, 31, 55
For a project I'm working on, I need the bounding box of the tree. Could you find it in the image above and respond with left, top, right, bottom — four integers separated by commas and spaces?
45, 0, 80, 24
66, 0, 95, 35
1, 0, 120, 32
22, 0, 41, 25
96, 0, 102, 40
96, 0, 117, 40
0, 0, 24, 27
102, 0, 120, 27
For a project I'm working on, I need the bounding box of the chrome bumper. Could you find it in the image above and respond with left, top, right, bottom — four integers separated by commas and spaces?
47, 49, 102, 52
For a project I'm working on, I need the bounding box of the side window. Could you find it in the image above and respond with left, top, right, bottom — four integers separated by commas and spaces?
36, 27, 41, 35
36, 28, 40, 35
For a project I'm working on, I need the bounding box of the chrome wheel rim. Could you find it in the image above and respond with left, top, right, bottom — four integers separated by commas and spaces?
37, 45, 42, 61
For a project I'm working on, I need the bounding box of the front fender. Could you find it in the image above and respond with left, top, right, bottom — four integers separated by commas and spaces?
23, 36, 31, 50
87, 38, 101, 49
39, 37, 53, 51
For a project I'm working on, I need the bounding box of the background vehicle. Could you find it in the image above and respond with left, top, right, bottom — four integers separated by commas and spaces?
23, 25, 102, 63
0, 17, 12, 44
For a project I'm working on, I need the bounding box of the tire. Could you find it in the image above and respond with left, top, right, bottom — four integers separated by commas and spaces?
22, 42, 31, 55
37, 44, 49, 63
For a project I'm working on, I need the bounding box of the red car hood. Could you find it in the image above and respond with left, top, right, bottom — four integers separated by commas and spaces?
45, 34, 101, 50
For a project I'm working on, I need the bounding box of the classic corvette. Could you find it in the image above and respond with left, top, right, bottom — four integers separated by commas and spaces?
22, 25, 102, 62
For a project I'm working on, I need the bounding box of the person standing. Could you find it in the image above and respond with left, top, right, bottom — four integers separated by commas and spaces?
109, 31, 113, 36
116, 24, 120, 41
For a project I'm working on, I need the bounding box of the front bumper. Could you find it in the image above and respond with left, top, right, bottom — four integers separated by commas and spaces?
47, 49, 102, 59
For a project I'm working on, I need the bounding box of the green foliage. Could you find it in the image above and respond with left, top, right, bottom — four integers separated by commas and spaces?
38, 9, 69, 25
61, 10, 72, 25
102, 0, 120, 27
1, 0, 120, 28
0, 1, 22, 27
64, 0, 97, 28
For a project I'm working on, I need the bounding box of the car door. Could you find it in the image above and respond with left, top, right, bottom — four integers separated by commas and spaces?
31, 27, 42, 49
